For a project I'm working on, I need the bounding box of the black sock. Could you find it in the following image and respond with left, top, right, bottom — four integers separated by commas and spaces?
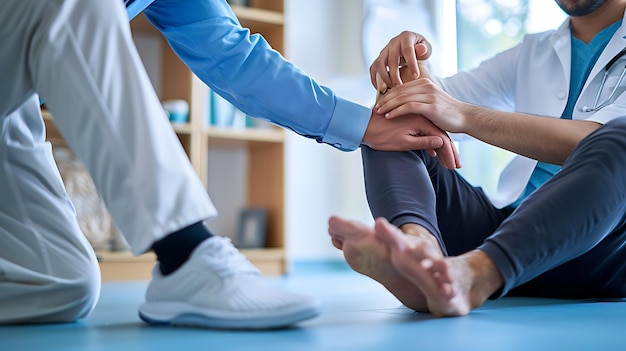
151, 221, 213, 275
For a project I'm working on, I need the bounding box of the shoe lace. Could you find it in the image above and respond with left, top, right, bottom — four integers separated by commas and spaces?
204, 237, 261, 277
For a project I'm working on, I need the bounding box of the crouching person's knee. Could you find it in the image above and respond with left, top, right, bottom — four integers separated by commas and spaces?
0, 254, 101, 324
49, 265, 102, 323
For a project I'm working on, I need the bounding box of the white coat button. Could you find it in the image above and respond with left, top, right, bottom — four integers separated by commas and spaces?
557, 91, 567, 100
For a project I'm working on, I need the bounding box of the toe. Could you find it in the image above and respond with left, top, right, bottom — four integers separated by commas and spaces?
374, 217, 407, 250
331, 237, 344, 250
328, 216, 356, 235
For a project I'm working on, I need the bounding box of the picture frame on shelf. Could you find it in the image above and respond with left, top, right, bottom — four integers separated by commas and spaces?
237, 208, 267, 248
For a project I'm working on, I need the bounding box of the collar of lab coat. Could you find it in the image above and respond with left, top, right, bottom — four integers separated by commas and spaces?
549, 10, 626, 95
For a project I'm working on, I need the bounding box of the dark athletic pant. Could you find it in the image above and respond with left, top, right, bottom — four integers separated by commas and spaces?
362, 117, 626, 299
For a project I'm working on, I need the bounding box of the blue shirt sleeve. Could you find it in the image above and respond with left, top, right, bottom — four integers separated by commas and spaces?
141, 0, 370, 151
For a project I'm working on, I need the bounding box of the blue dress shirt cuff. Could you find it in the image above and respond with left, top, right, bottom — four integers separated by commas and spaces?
321, 98, 371, 151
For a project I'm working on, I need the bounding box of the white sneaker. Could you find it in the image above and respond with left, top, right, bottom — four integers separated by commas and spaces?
138, 236, 320, 329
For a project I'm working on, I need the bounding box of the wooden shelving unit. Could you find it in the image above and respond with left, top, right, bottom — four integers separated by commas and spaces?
45, 1, 288, 281
96, 248, 284, 281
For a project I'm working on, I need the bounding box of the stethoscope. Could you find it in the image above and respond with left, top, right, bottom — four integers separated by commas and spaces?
582, 47, 626, 112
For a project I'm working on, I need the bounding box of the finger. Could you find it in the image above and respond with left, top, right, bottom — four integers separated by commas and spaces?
400, 66, 417, 84
387, 48, 402, 87
369, 59, 391, 89
402, 135, 444, 152
417, 61, 431, 80
415, 42, 430, 60
413, 43, 430, 79
407, 120, 457, 170
383, 103, 427, 120
436, 139, 456, 170
375, 72, 388, 97
434, 147, 451, 170
375, 80, 427, 113
402, 39, 420, 81
452, 138, 461, 169
434, 135, 461, 170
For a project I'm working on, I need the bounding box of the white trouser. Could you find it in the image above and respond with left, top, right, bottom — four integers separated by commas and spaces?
0, 0, 217, 323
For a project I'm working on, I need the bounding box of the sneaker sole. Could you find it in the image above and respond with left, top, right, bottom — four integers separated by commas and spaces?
138, 301, 321, 330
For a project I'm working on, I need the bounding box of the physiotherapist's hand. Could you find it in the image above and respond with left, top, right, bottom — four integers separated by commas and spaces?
362, 111, 461, 170
370, 31, 432, 89
375, 78, 467, 134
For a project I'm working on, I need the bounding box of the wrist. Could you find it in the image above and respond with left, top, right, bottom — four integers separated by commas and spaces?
361, 110, 378, 146
455, 103, 477, 134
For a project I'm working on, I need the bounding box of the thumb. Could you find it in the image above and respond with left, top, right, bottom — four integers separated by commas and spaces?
415, 43, 429, 60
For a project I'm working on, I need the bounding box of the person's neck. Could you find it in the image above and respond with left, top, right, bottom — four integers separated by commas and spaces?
570, 0, 625, 43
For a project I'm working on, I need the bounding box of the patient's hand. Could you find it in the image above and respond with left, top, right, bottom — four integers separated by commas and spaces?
364, 66, 460, 170
362, 111, 461, 170
374, 67, 421, 103
370, 31, 433, 89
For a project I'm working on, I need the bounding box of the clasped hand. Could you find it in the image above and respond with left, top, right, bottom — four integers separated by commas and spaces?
375, 78, 466, 134
362, 31, 462, 170
363, 110, 460, 170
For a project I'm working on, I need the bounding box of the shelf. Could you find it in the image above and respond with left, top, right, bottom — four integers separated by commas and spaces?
240, 248, 286, 276
171, 123, 193, 135
205, 127, 284, 146
130, 6, 283, 36
95, 248, 285, 281
231, 6, 284, 25
96, 250, 156, 282
42, 109, 53, 120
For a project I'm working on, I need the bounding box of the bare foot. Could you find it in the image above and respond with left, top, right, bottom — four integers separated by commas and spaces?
328, 216, 429, 311
376, 218, 503, 317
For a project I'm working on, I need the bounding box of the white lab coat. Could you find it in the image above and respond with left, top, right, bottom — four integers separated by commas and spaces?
437, 12, 626, 208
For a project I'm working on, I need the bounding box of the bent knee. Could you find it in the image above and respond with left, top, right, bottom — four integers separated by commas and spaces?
597, 116, 626, 141
54, 270, 102, 322
42, 252, 102, 323
572, 117, 626, 165
0, 255, 101, 324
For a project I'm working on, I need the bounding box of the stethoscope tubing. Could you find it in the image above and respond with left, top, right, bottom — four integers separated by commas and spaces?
583, 47, 626, 112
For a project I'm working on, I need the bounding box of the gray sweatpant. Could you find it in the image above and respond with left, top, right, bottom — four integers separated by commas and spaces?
362, 117, 626, 299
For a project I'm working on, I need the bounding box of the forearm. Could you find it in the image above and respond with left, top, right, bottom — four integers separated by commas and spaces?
461, 105, 601, 165
143, 0, 369, 151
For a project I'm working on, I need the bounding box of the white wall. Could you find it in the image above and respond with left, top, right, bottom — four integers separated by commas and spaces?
283, 0, 373, 262
282, 0, 442, 263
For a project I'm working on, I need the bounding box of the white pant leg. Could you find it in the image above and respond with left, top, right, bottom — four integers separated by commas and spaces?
0, 0, 216, 323
4, 0, 217, 255
0, 96, 102, 324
